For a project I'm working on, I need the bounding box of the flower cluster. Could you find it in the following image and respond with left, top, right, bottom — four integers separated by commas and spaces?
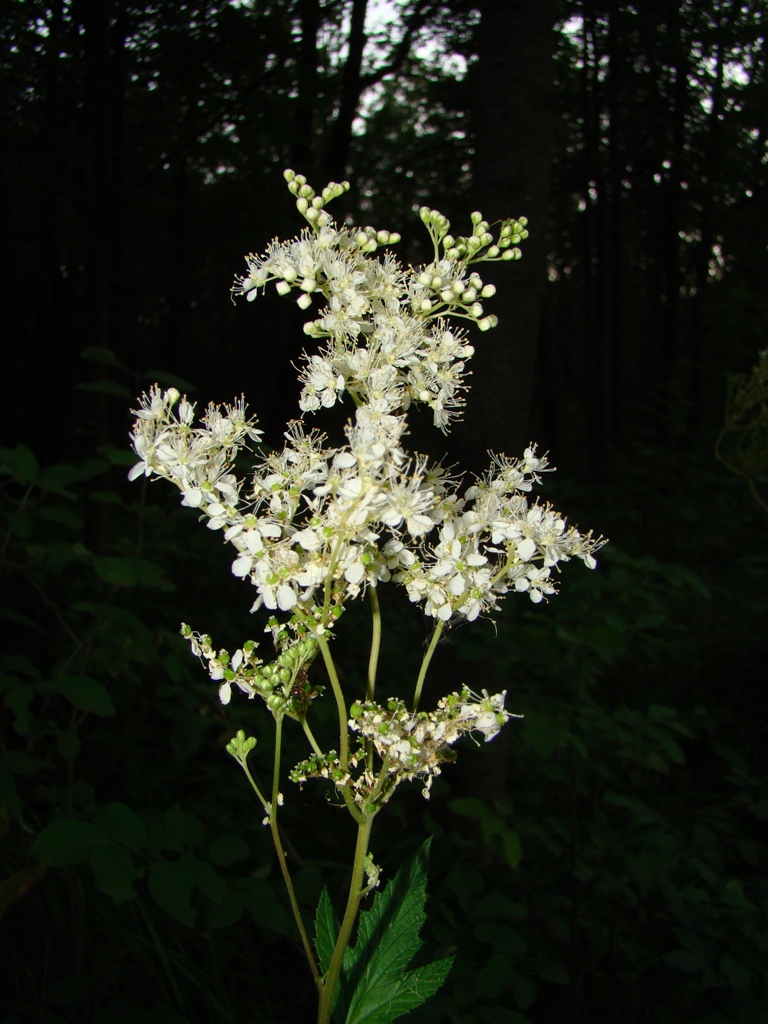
129, 170, 605, 806
182, 625, 320, 718
348, 688, 519, 798
128, 386, 262, 526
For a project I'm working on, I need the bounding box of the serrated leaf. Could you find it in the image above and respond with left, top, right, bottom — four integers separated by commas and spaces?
315, 887, 340, 974
350, 958, 453, 1024
341, 840, 453, 1024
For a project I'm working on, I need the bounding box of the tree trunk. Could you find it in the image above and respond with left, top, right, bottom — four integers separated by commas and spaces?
460, 0, 557, 470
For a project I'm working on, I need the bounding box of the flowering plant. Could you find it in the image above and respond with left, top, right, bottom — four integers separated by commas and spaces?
129, 171, 603, 1023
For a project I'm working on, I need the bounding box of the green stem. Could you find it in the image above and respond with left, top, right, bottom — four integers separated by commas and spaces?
301, 716, 324, 757
412, 619, 445, 711
239, 761, 269, 813
268, 715, 320, 983
317, 814, 375, 1024
366, 587, 381, 702
316, 631, 349, 768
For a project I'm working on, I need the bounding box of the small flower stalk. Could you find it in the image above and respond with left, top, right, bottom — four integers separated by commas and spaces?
129, 170, 604, 1024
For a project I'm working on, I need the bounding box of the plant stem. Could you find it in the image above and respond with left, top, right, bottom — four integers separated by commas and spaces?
317, 813, 375, 1024
268, 715, 320, 982
412, 619, 445, 711
366, 587, 381, 701
301, 715, 324, 757
316, 631, 349, 768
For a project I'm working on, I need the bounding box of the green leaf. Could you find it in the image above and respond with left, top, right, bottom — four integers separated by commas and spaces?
3, 684, 34, 734
76, 379, 134, 400
0, 751, 50, 775
93, 555, 172, 591
0, 444, 39, 484
92, 555, 140, 586
719, 952, 751, 989
143, 369, 197, 392
156, 806, 207, 851
315, 887, 340, 974
341, 839, 453, 1024
663, 948, 708, 972
90, 843, 139, 903
189, 857, 226, 905
94, 802, 147, 850
48, 675, 115, 717
81, 345, 131, 372
148, 857, 197, 926
96, 443, 139, 468
241, 877, 292, 937
30, 819, 106, 866
208, 834, 249, 867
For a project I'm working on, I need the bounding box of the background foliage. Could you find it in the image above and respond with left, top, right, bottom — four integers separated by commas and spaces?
2, 1, 767, 1022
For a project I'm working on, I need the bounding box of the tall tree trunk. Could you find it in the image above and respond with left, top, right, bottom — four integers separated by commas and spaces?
323, 0, 368, 181
461, 0, 557, 470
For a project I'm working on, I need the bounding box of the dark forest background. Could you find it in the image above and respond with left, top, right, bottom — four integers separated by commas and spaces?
1, 1, 767, 1023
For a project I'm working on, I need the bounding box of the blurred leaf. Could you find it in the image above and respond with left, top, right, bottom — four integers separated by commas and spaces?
142, 369, 197, 392
47, 675, 116, 717
157, 806, 207, 851
148, 857, 196, 926
97, 443, 140, 467
31, 819, 106, 866
90, 843, 139, 903
0, 752, 49, 775
76, 380, 134, 400
663, 948, 708, 972
208, 834, 249, 867
719, 953, 751, 990
189, 857, 226, 904
95, 802, 147, 850
0, 444, 39, 484
509, 970, 536, 1010
3, 684, 34, 734
80, 346, 131, 372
